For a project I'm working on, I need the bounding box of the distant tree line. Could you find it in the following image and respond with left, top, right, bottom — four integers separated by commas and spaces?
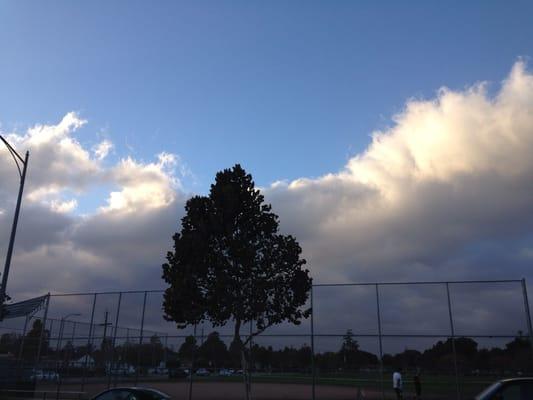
1, 321, 531, 375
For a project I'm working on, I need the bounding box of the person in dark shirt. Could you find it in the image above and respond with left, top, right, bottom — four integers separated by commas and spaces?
413, 369, 422, 400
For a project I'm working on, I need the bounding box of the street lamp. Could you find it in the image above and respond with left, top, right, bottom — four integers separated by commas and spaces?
0, 135, 29, 318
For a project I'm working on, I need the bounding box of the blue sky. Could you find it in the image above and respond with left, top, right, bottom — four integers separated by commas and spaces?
2, 1, 533, 195
3, 1, 533, 348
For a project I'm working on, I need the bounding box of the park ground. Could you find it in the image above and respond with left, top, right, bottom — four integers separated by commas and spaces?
33, 373, 497, 399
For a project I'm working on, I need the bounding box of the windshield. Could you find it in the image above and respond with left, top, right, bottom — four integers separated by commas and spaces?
475, 382, 502, 400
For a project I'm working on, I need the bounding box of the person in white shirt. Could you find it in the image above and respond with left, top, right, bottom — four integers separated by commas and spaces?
393, 367, 403, 400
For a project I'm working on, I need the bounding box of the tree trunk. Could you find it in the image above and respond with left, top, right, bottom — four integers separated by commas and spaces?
241, 348, 251, 400
234, 320, 251, 400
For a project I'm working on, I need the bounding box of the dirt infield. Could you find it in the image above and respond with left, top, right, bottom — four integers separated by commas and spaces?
58, 381, 383, 400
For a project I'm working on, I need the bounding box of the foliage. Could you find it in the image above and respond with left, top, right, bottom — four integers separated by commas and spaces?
162, 164, 312, 345
198, 331, 227, 368
20, 319, 49, 360
339, 329, 360, 368
178, 335, 198, 362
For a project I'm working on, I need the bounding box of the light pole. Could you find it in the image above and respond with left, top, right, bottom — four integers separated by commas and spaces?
0, 135, 29, 319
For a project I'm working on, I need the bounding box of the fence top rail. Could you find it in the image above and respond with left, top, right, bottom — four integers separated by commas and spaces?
47, 278, 525, 297
313, 279, 523, 287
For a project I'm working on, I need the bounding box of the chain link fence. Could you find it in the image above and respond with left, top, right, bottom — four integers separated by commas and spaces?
0, 279, 532, 399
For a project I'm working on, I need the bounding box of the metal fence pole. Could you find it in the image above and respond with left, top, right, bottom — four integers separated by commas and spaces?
17, 314, 29, 378
164, 334, 168, 366
446, 283, 461, 400
81, 294, 97, 393
109, 292, 122, 389
71, 321, 76, 343
521, 279, 533, 363
189, 324, 197, 400
18, 314, 29, 360
310, 284, 316, 400
46, 319, 54, 360
35, 294, 51, 365
375, 284, 385, 400
56, 319, 64, 353
135, 291, 148, 386
64, 321, 76, 382
249, 319, 253, 400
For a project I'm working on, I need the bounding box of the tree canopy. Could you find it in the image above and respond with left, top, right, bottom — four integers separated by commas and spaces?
162, 164, 312, 345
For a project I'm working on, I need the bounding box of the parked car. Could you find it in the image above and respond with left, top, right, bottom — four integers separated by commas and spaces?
30, 369, 59, 382
168, 367, 189, 379
92, 387, 171, 400
195, 368, 210, 376
475, 378, 533, 400
148, 367, 168, 375
218, 368, 234, 376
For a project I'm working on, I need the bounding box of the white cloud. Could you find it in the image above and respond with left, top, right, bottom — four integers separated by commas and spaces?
50, 199, 78, 213
93, 139, 113, 161
267, 60, 533, 284
99, 153, 180, 214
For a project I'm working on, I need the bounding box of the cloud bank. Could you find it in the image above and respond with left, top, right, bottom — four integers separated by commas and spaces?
2, 61, 533, 344
268, 61, 533, 285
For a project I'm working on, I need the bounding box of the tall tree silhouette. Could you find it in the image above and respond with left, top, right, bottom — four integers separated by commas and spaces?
162, 164, 311, 399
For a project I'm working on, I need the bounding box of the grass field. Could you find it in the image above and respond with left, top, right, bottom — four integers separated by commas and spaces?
31, 372, 500, 399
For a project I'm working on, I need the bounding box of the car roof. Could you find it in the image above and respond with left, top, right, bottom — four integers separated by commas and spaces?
95, 387, 170, 397
500, 378, 533, 383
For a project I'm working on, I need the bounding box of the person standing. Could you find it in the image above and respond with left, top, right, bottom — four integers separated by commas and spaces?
393, 367, 403, 400
414, 369, 422, 400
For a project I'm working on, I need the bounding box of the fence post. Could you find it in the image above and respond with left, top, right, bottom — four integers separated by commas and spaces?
35, 294, 51, 365
446, 283, 461, 400
375, 284, 385, 400
249, 319, 254, 400
164, 334, 168, 366
64, 321, 76, 382
56, 319, 64, 353
521, 279, 533, 362
310, 284, 316, 400
17, 314, 29, 379
18, 314, 29, 359
135, 291, 148, 386
109, 292, 122, 389
189, 324, 197, 400
81, 294, 97, 393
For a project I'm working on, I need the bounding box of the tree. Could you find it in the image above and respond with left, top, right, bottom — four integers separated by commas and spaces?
339, 329, 359, 369
198, 331, 228, 369
0, 332, 20, 355
162, 164, 312, 399
178, 335, 198, 364
22, 319, 49, 361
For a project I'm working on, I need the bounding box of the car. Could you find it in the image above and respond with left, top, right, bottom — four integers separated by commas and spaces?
30, 370, 59, 382
218, 368, 234, 376
168, 367, 189, 379
475, 378, 533, 400
195, 368, 210, 376
91, 387, 171, 400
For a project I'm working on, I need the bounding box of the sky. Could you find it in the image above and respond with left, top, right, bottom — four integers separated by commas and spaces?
1, 1, 533, 351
